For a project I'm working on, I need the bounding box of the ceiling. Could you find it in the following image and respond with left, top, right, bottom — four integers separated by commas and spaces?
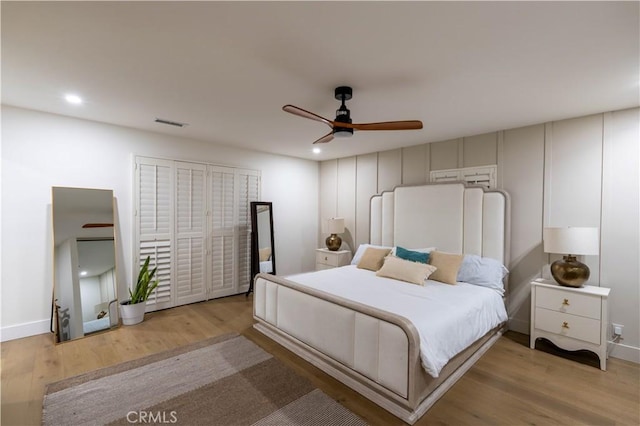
52, 187, 114, 246
2, 2, 638, 161
52, 187, 115, 278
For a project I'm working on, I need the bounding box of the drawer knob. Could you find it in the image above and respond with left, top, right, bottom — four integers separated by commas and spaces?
324, 256, 328, 261
561, 321, 570, 329
562, 298, 570, 306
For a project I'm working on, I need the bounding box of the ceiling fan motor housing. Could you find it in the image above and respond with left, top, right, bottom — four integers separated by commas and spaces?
334, 86, 353, 101
334, 86, 354, 137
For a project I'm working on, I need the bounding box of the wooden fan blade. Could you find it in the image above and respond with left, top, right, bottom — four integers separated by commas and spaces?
82, 223, 114, 228
283, 105, 333, 128
334, 120, 423, 131
313, 132, 334, 144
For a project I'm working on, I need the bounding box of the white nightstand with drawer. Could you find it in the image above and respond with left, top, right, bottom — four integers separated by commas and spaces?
315, 248, 352, 271
530, 278, 610, 370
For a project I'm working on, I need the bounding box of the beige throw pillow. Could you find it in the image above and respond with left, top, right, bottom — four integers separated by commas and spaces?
428, 251, 464, 285
376, 256, 438, 285
357, 247, 391, 271
259, 247, 271, 262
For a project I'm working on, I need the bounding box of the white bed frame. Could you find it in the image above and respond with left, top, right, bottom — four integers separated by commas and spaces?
253, 182, 510, 424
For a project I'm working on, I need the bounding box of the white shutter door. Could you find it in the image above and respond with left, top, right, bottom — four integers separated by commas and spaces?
135, 158, 173, 311
209, 167, 237, 298
139, 241, 172, 307
237, 170, 260, 292
136, 157, 261, 306
175, 162, 207, 305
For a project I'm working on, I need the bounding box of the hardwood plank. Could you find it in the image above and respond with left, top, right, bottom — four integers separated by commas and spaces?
2, 295, 638, 426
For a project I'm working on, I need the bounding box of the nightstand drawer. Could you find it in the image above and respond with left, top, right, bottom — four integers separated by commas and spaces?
316, 251, 340, 266
315, 263, 333, 271
534, 307, 601, 345
536, 287, 601, 320
315, 249, 351, 271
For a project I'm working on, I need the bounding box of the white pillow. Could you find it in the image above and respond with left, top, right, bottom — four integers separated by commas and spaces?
351, 244, 393, 265
456, 254, 508, 295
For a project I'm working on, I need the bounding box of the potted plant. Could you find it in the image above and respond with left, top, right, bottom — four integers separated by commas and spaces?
119, 256, 159, 325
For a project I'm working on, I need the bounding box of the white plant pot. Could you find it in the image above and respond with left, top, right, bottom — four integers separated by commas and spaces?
119, 301, 147, 325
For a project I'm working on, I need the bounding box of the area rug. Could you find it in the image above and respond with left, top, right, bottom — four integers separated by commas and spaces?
43, 333, 367, 425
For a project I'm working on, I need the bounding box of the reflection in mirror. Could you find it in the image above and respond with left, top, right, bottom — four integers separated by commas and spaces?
247, 202, 275, 296
52, 187, 118, 343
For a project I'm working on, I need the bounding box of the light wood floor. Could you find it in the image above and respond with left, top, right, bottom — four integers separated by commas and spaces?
2, 295, 638, 426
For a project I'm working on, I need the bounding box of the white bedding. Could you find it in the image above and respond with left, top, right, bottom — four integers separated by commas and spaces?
286, 265, 508, 378
259, 260, 273, 273
83, 316, 110, 334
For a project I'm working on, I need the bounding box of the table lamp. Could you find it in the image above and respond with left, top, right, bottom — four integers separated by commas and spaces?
543, 227, 599, 287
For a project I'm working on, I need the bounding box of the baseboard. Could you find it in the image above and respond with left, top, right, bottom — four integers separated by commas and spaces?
1, 319, 50, 342
608, 340, 640, 364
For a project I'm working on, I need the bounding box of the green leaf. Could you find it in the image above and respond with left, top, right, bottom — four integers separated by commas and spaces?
129, 256, 159, 304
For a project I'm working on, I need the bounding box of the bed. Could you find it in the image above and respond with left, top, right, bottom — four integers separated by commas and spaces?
253, 182, 510, 424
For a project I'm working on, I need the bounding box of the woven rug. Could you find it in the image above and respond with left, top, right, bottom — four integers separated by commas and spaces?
43, 333, 367, 426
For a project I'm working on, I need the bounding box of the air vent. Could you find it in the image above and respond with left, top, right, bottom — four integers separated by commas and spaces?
154, 118, 188, 127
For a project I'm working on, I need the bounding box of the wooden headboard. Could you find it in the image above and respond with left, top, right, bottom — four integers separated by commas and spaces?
370, 182, 510, 267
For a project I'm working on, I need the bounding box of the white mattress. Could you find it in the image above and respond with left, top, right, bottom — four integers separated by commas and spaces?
286, 265, 508, 378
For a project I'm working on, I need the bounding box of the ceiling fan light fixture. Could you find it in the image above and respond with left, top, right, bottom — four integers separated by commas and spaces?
334, 128, 354, 138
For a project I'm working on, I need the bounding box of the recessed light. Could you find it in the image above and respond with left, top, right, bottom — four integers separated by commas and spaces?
312, 147, 321, 154
65, 94, 83, 105
80, 271, 88, 276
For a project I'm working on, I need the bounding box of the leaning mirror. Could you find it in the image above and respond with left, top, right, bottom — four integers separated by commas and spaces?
51, 187, 118, 343
247, 202, 275, 295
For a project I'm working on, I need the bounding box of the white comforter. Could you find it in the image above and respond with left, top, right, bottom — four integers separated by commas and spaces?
82, 316, 110, 334
286, 265, 508, 378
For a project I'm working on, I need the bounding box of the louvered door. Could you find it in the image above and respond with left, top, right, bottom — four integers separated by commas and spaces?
237, 170, 260, 293
135, 157, 260, 308
135, 158, 173, 311
174, 161, 207, 305
208, 167, 237, 298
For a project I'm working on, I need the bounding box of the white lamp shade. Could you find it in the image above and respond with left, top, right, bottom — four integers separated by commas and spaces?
543, 227, 599, 255
326, 217, 345, 234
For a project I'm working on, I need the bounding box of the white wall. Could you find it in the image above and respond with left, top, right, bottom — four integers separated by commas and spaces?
80, 276, 101, 321
99, 268, 116, 304
1, 106, 319, 340
600, 109, 640, 362
319, 107, 640, 363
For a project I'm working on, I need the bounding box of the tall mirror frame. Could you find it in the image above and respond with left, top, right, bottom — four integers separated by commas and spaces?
247, 202, 275, 296
51, 187, 119, 343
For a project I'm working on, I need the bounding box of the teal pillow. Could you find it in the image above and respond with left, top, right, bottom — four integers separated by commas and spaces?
395, 246, 429, 264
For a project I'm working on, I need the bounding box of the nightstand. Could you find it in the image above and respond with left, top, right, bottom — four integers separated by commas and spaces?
530, 278, 610, 370
315, 248, 352, 271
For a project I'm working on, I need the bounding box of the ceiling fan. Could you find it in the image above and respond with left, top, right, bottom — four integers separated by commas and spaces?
283, 86, 423, 144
